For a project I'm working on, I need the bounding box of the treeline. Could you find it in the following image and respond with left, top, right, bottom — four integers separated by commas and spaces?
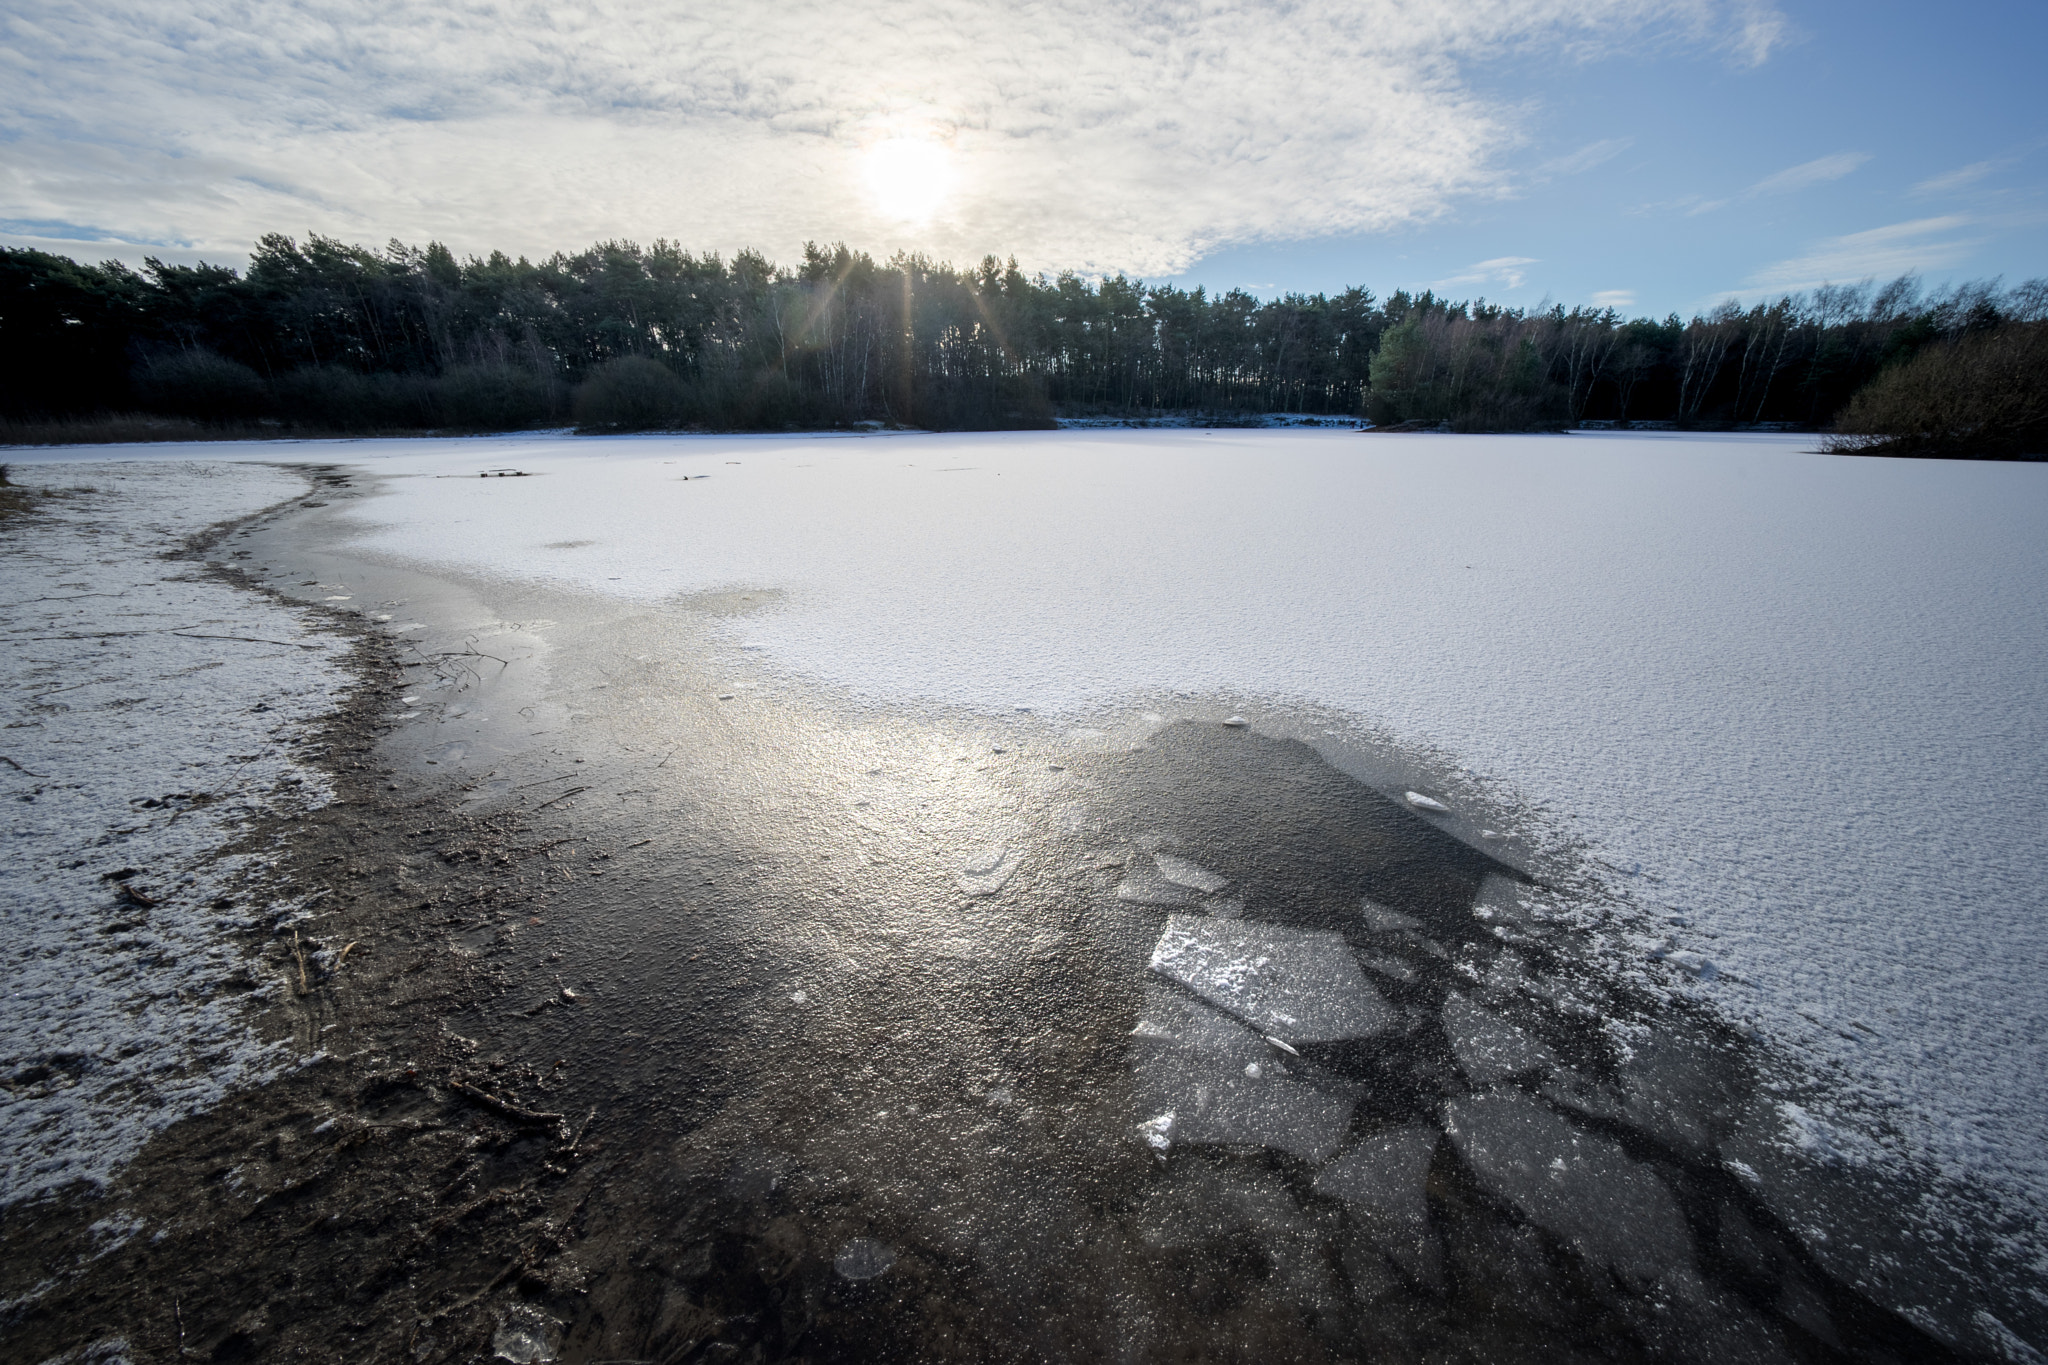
1, 235, 2042, 444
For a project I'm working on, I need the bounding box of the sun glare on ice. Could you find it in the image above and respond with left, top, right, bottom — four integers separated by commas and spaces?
862, 137, 953, 223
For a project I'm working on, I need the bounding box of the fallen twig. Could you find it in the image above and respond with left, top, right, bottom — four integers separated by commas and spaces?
566, 1107, 599, 1155
170, 632, 326, 649
446, 1076, 567, 1133
293, 929, 310, 995
532, 785, 588, 811
0, 755, 47, 777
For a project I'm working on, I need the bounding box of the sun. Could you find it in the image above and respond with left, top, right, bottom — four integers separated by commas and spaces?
861, 137, 953, 223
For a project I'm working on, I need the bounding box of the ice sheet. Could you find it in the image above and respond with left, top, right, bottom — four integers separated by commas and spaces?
1443, 1090, 1692, 1288
18, 429, 2047, 1238
1147, 913, 1394, 1044
1131, 985, 1355, 1162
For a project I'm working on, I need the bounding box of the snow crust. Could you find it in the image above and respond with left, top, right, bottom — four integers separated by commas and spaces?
0, 460, 352, 1205
14, 429, 2047, 1228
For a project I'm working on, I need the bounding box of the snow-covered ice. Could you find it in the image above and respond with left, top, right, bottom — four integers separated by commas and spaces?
13, 428, 2048, 1240
0, 460, 352, 1205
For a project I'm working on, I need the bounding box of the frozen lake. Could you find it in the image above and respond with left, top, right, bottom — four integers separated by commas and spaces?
10, 428, 2046, 1358
302, 429, 2047, 1195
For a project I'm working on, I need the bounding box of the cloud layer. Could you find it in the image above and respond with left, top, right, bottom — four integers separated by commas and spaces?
1, 0, 1784, 275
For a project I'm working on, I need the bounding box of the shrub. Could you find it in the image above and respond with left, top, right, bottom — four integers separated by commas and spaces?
131, 350, 269, 422
1828, 323, 2048, 459
911, 373, 1056, 431
572, 357, 686, 431
437, 363, 555, 431
275, 367, 436, 431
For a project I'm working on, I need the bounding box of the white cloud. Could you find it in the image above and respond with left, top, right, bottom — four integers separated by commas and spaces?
0, 0, 1790, 276
1911, 160, 1998, 198
1540, 138, 1633, 176
1743, 216, 1982, 293
1591, 289, 1636, 308
1437, 256, 1538, 289
1746, 151, 1871, 197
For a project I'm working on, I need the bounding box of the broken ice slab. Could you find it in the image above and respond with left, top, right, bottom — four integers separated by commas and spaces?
1133, 982, 1270, 1069
1315, 1122, 1439, 1231
1148, 913, 1395, 1043
1317, 1122, 1444, 1285
955, 846, 1022, 896
1717, 1103, 2026, 1361
834, 1237, 896, 1281
1117, 857, 1197, 907
1404, 791, 1450, 813
1133, 986, 1355, 1161
1359, 953, 1417, 983
1358, 898, 1421, 935
491, 1304, 563, 1363
1444, 1091, 1693, 1288
1443, 994, 1559, 1084
1153, 852, 1229, 894
1615, 1022, 1738, 1161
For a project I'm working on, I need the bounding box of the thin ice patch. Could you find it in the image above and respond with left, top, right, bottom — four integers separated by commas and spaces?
1131, 988, 1356, 1162
1152, 852, 1229, 895
1444, 1091, 1693, 1288
1443, 994, 1560, 1084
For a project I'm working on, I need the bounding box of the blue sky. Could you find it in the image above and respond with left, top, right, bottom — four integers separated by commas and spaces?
1, 0, 2040, 318
1164, 0, 2048, 314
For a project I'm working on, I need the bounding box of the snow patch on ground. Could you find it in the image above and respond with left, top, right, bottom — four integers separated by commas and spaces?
0, 461, 353, 1206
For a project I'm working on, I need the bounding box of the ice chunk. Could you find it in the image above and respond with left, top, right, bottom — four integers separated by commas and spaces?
1137, 1112, 1177, 1157
1132, 986, 1356, 1162
1443, 994, 1559, 1083
1148, 913, 1395, 1043
1615, 1023, 1737, 1160
1117, 858, 1196, 907
1444, 1091, 1692, 1288
1315, 1122, 1439, 1232
492, 1305, 562, 1363
1404, 791, 1449, 813
1221, 716, 1249, 728
956, 846, 1022, 896
1133, 982, 1269, 1068
1153, 852, 1229, 894
1358, 898, 1420, 934
834, 1237, 896, 1280
1360, 954, 1417, 983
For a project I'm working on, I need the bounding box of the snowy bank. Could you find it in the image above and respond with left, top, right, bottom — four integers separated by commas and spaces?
0, 461, 353, 1205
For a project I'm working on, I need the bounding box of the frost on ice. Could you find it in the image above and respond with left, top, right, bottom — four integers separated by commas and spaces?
1130, 984, 1354, 1162
1442, 994, 1560, 1084
1151, 852, 1229, 895
1147, 913, 1393, 1044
